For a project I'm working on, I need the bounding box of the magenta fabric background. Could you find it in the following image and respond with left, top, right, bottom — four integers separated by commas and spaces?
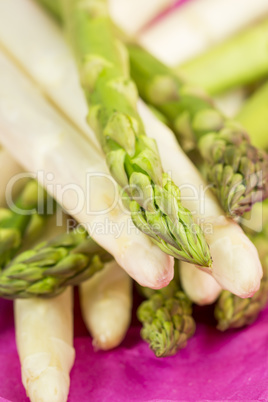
0, 289, 267, 402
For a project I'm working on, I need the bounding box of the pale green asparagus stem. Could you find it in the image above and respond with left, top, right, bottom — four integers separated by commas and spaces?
128, 44, 268, 216
35, 0, 62, 19
57, 0, 212, 267
0, 227, 111, 299
137, 278, 195, 357
237, 81, 268, 151
178, 19, 268, 95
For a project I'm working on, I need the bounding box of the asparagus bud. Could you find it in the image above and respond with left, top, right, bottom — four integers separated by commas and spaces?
79, 260, 132, 350
137, 280, 195, 357
15, 287, 75, 402
0, 228, 111, 299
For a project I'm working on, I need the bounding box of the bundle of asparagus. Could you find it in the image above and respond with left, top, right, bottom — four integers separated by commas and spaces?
0, 0, 267, 401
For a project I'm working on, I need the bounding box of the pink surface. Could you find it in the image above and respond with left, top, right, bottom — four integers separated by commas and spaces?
0, 290, 268, 402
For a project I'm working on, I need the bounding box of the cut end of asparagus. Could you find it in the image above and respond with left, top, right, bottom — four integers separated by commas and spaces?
23, 364, 72, 402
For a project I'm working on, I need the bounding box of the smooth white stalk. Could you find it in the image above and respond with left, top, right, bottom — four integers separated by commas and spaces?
109, 0, 175, 35
14, 288, 75, 402
138, 101, 263, 298
180, 261, 221, 305
137, 0, 268, 65
0, 50, 174, 289
0, 0, 100, 151
79, 260, 132, 350
0, 147, 24, 207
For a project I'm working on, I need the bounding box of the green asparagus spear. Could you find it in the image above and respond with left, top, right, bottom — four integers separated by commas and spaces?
178, 19, 268, 95
0, 180, 48, 267
35, 0, 62, 20
53, 0, 212, 268
0, 227, 111, 299
237, 81, 268, 151
127, 44, 268, 216
137, 279, 195, 357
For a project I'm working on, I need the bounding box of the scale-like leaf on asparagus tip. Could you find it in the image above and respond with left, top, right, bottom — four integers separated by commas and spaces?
0, 228, 112, 299
137, 281, 195, 357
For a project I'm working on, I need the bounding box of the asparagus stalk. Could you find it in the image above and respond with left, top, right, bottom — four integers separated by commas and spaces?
180, 261, 221, 306
15, 287, 75, 402
0, 180, 48, 268
57, 0, 211, 268
179, 19, 268, 95
128, 44, 268, 216
0, 228, 110, 299
138, 101, 263, 298
137, 0, 268, 66
237, 81, 268, 150
0, 2, 211, 265
79, 260, 132, 350
137, 278, 195, 357
0, 49, 174, 289
34, 0, 177, 35
34, 0, 62, 19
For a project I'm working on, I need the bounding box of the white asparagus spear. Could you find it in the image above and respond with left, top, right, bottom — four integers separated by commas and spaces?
138, 101, 263, 298
137, 0, 268, 65
0, 0, 99, 151
80, 260, 132, 350
14, 288, 75, 402
109, 0, 176, 36
0, 50, 174, 289
180, 261, 221, 305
